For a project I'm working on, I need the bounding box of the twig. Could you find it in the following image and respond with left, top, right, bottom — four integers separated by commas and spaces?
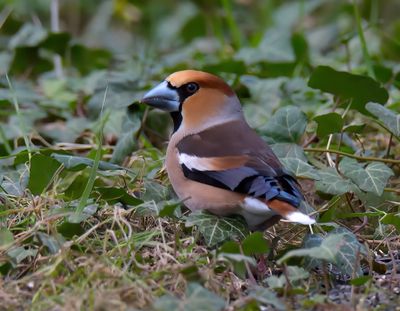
325, 135, 335, 167
304, 147, 400, 165
385, 133, 393, 159
302, 133, 317, 148
239, 243, 257, 285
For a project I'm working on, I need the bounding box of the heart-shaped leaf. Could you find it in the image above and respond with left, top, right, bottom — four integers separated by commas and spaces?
185, 211, 248, 246
153, 282, 225, 311
262, 106, 307, 143
281, 157, 320, 179
315, 167, 356, 195
279, 228, 366, 276
28, 153, 61, 195
339, 157, 394, 196
314, 112, 344, 138
308, 66, 388, 112
366, 102, 400, 137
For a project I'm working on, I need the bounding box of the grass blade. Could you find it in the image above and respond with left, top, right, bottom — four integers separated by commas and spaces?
70, 84, 109, 223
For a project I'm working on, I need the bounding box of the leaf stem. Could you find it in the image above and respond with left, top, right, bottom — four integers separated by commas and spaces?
221, 0, 242, 49
304, 147, 400, 165
353, 0, 375, 78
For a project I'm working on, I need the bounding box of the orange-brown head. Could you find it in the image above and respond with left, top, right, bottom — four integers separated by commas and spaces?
141, 70, 243, 133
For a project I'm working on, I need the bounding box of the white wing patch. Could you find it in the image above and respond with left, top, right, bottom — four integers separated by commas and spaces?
178, 153, 214, 171
179, 153, 212, 171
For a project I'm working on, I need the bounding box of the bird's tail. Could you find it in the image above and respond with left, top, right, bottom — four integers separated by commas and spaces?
266, 199, 315, 225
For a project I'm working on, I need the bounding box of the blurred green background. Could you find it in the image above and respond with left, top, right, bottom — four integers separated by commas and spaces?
1, 0, 399, 153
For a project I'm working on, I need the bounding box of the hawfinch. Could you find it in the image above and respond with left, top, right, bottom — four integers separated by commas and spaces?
141, 70, 315, 230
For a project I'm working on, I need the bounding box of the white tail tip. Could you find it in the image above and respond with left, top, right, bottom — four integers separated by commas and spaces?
285, 212, 316, 225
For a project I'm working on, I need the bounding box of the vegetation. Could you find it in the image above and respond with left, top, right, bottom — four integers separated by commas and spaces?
0, 0, 399, 310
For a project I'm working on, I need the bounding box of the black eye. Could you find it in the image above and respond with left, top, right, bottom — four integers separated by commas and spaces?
186, 82, 199, 93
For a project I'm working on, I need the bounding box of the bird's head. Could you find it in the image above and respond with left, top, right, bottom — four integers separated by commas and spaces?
141, 70, 243, 133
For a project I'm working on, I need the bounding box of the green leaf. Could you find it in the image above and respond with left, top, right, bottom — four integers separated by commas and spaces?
248, 287, 285, 311
40, 32, 71, 55
28, 154, 61, 195
37, 232, 65, 254
0, 228, 14, 247
302, 234, 324, 270
185, 211, 248, 246
291, 32, 309, 64
10, 46, 53, 76
180, 13, 207, 43
339, 157, 394, 196
280, 157, 320, 179
315, 167, 356, 195
313, 112, 344, 138
366, 102, 400, 137
279, 228, 367, 276
308, 66, 389, 112
158, 201, 181, 217
381, 214, 400, 231
350, 275, 372, 286
271, 143, 307, 162
373, 64, 393, 84
218, 241, 247, 278
343, 123, 366, 134
8, 23, 47, 48
153, 282, 225, 311
110, 111, 140, 164
262, 106, 307, 143
242, 232, 269, 256
7, 247, 38, 265
57, 221, 85, 239
51, 153, 121, 171
70, 44, 112, 75
202, 59, 247, 75
96, 187, 143, 206
266, 265, 309, 289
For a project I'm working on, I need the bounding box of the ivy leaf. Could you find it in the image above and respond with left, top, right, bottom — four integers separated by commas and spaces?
7, 247, 38, 265
381, 214, 400, 232
313, 112, 344, 138
28, 154, 61, 195
262, 106, 307, 143
8, 23, 47, 48
302, 234, 324, 270
185, 211, 248, 246
308, 66, 389, 112
279, 228, 366, 276
153, 282, 225, 311
248, 287, 285, 310
95, 187, 143, 206
266, 266, 309, 289
339, 157, 394, 196
366, 102, 400, 137
51, 153, 122, 171
242, 232, 269, 255
0, 228, 14, 247
343, 123, 366, 134
271, 143, 307, 162
37, 232, 65, 254
281, 157, 320, 179
315, 167, 356, 195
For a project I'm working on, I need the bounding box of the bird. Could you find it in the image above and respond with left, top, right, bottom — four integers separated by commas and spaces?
141, 70, 315, 230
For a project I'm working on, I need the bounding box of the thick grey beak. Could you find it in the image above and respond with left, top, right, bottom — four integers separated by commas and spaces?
141, 81, 180, 112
